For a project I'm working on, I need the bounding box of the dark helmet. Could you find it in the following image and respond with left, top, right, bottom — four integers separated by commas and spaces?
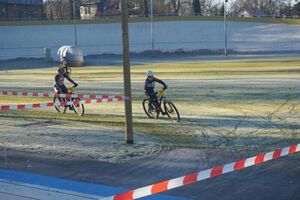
58, 67, 65, 74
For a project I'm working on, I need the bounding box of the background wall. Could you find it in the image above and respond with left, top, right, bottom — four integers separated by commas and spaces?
1, 20, 300, 60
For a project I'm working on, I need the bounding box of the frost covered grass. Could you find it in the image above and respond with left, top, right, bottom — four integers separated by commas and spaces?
0, 59, 300, 162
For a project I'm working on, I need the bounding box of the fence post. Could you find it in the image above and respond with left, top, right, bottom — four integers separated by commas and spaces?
224, 0, 228, 56
44, 48, 52, 63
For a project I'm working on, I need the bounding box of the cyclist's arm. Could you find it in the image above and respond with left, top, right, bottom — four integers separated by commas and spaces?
54, 74, 61, 86
153, 77, 167, 89
55, 74, 59, 82
144, 80, 147, 91
64, 73, 78, 87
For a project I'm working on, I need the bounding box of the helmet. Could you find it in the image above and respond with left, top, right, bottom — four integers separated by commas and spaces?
146, 70, 154, 77
58, 67, 65, 74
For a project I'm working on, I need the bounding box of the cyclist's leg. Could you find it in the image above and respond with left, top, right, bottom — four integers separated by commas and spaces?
57, 85, 72, 109
153, 95, 166, 115
150, 92, 166, 115
60, 85, 74, 110
53, 85, 67, 113
53, 85, 59, 93
148, 91, 157, 109
60, 85, 68, 94
54, 85, 62, 101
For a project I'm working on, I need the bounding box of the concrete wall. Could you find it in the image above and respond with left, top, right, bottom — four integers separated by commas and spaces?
1, 20, 300, 60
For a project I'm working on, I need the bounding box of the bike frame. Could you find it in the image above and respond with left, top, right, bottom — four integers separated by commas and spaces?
143, 88, 180, 122
157, 89, 170, 107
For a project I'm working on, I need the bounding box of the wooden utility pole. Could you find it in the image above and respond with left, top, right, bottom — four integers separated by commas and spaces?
72, 0, 77, 46
150, 0, 154, 57
121, 0, 134, 144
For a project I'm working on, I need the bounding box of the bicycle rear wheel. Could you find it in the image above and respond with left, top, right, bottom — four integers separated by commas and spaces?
142, 99, 157, 119
53, 96, 67, 114
164, 101, 180, 122
72, 98, 84, 116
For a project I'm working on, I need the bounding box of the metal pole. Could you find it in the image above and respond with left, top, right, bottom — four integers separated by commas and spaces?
150, 0, 154, 56
121, 0, 134, 144
224, 0, 227, 56
73, 0, 77, 46
5, 0, 8, 19
258, 0, 261, 18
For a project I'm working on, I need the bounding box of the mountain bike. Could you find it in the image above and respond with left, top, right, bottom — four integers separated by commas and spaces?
53, 87, 84, 116
142, 89, 180, 122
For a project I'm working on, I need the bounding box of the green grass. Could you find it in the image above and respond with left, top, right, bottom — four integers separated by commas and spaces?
1, 59, 300, 150
1, 16, 300, 26
0, 96, 52, 104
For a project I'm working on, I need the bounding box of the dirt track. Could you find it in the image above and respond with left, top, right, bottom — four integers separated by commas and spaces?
0, 148, 299, 200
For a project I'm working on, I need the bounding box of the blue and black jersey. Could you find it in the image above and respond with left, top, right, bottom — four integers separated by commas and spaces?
54, 72, 77, 93
144, 77, 167, 94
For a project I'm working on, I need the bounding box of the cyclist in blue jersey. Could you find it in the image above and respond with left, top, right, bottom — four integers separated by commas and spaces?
54, 67, 78, 94
144, 70, 168, 115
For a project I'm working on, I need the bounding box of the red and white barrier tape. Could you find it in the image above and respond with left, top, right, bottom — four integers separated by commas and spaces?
0, 96, 123, 111
0, 90, 119, 99
100, 144, 299, 200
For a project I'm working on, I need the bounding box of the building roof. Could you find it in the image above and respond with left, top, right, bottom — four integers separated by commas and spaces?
235, 8, 253, 17
234, 7, 267, 17
81, 0, 119, 10
0, 0, 42, 5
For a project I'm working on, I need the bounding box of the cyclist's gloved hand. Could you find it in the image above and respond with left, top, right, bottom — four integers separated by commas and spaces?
163, 85, 168, 90
74, 83, 78, 88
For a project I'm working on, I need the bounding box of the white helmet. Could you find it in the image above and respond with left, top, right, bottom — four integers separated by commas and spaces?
146, 70, 154, 77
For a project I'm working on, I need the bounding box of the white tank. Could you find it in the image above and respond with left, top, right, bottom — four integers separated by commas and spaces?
57, 46, 83, 67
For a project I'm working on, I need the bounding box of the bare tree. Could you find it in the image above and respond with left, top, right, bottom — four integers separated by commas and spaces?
44, 0, 71, 19
230, 0, 295, 17
178, 0, 193, 15
134, 0, 150, 16
279, 0, 294, 16
154, 0, 170, 15
201, 0, 221, 16
294, 1, 300, 15
44, 0, 54, 19
144, 0, 149, 16
163, 0, 182, 15
193, 0, 201, 15
69, 0, 74, 18
172, 0, 181, 14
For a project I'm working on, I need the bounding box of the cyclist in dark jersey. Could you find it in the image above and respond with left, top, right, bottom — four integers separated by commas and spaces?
144, 70, 168, 115
54, 67, 78, 94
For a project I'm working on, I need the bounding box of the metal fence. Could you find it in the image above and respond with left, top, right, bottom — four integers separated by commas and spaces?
0, 15, 300, 61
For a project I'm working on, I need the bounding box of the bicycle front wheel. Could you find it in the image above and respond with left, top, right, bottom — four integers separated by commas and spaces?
164, 101, 180, 122
72, 98, 85, 116
142, 99, 157, 119
53, 96, 67, 114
